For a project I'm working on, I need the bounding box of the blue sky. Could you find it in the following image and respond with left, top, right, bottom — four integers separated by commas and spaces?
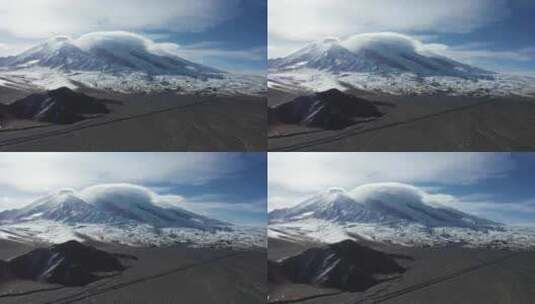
0, 0, 266, 72
269, 0, 535, 75
269, 153, 535, 225
0, 153, 267, 226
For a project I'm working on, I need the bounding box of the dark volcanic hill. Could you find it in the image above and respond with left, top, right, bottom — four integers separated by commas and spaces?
0, 103, 11, 125
271, 240, 406, 292
7, 87, 110, 124
6, 241, 125, 286
0, 260, 9, 281
269, 89, 383, 130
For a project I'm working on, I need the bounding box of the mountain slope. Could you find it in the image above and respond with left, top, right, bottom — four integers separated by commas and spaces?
0, 33, 267, 96
1, 35, 223, 78
269, 34, 492, 78
0, 185, 266, 249
270, 184, 497, 229
266, 184, 533, 248
0, 187, 227, 230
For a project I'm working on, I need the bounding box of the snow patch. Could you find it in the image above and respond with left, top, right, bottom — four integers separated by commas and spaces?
271, 220, 535, 250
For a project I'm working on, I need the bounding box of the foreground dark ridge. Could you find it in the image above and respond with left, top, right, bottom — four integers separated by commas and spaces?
269, 89, 382, 130
268, 252, 519, 304
42, 252, 243, 304
6, 87, 111, 124
270, 240, 406, 292
0, 99, 203, 147
1, 241, 126, 287
270, 98, 497, 151
0, 94, 266, 151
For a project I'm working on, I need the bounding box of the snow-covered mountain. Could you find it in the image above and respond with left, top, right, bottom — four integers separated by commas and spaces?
270, 184, 497, 229
270, 35, 491, 78
0, 188, 225, 230
269, 183, 535, 249
0, 32, 265, 96
268, 33, 535, 97
1, 35, 222, 77
0, 185, 265, 249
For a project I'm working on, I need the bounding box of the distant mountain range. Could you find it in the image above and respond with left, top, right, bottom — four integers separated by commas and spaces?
0, 34, 265, 96
268, 33, 535, 97
0, 36, 223, 78
270, 184, 497, 229
0, 186, 265, 248
269, 183, 535, 249
0, 188, 227, 230
269, 36, 491, 78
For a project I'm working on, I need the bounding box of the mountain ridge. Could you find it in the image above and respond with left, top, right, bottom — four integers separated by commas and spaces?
0, 186, 228, 231
269, 33, 493, 78
269, 184, 499, 230
0, 35, 224, 78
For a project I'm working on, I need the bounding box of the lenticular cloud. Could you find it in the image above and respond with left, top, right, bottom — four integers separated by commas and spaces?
340, 32, 425, 55
349, 182, 426, 205
72, 31, 181, 57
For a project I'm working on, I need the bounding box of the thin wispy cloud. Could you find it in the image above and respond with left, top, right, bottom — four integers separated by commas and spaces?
269, 152, 514, 197
0, 153, 243, 194
270, 0, 508, 41
0, 0, 240, 38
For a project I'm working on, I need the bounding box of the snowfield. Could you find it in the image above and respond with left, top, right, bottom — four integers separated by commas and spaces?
269, 219, 535, 250
269, 68, 535, 97
0, 220, 266, 249
0, 67, 266, 96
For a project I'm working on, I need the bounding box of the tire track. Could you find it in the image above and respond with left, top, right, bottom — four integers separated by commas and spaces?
0, 286, 65, 298
268, 291, 346, 304
357, 252, 518, 304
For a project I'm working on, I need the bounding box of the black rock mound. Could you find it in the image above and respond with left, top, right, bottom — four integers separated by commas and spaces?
0, 260, 10, 281
272, 240, 406, 292
0, 104, 10, 125
8, 87, 110, 124
269, 89, 383, 130
6, 240, 125, 286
